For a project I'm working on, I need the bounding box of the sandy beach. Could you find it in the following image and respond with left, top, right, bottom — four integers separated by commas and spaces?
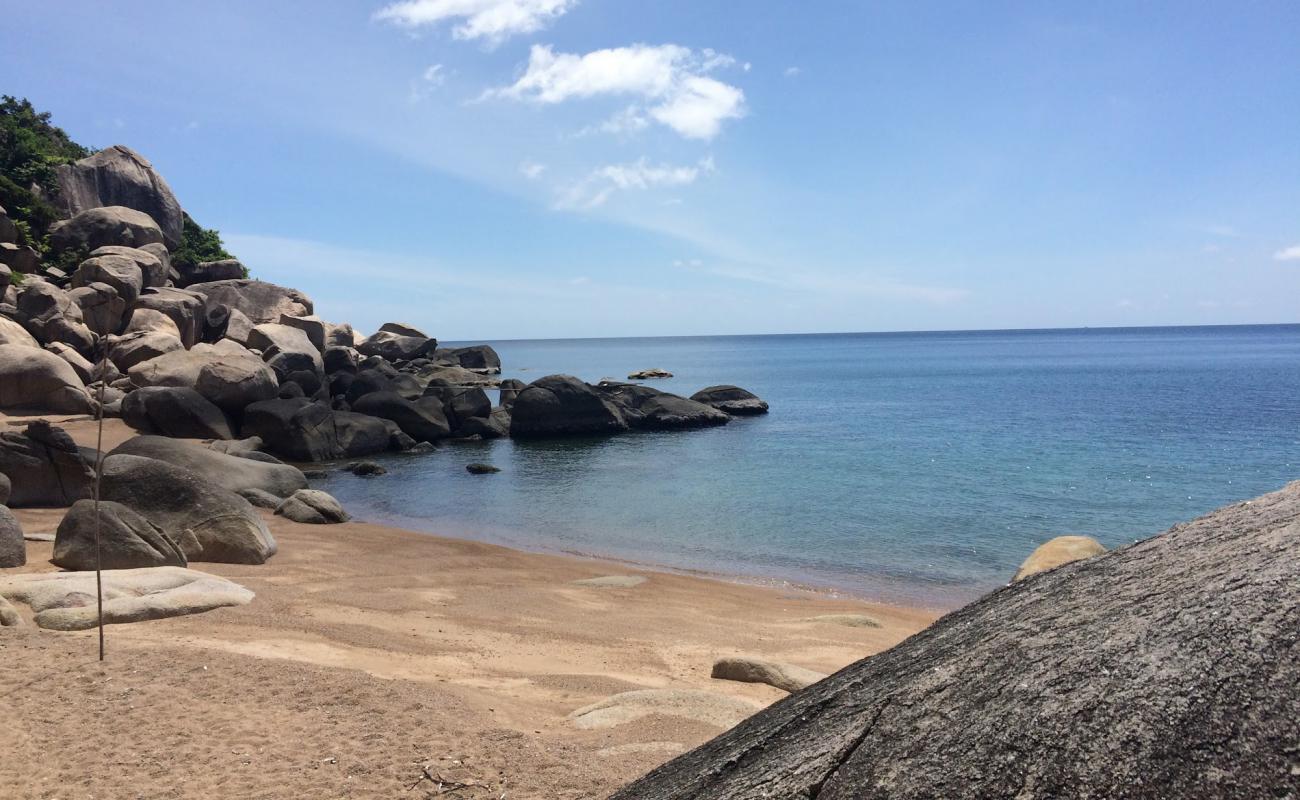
0, 415, 939, 799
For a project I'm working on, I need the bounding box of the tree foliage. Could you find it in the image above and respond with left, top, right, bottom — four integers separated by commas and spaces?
0, 95, 90, 246
171, 213, 241, 274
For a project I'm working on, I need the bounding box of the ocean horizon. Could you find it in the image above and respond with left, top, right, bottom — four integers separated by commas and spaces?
316, 322, 1300, 606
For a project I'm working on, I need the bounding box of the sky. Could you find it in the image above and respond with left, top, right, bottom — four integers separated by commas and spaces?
3, 1, 1298, 340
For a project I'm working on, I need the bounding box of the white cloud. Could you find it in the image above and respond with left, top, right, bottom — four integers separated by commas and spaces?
487, 43, 746, 140
408, 63, 447, 101
1273, 244, 1300, 261
784, 66, 801, 77
374, 0, 576, 45
557, 156, 716, 209
519, 160, 547, 179
1206, 224, 1239, 237
577, 105, 651, 137
422, 64, 446, 84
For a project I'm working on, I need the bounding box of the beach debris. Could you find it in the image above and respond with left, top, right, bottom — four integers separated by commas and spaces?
711, 656, 827, 693
628, 368, 673, 379
1013, 535, 1106, 581
572, 575, 647, 588
0, 567, 253, 630
570, 689, 762, 730
465, 463, 500, 475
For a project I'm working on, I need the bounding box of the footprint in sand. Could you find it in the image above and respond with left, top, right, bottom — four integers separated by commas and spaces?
570, 689, 760, 730
571, 575, 647, 588
801, 614, 882, 629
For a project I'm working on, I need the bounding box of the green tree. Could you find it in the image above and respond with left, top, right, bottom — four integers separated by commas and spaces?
0, 95, 90, 247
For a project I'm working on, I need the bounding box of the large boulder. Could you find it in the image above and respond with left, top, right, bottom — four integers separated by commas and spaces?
436, 344, 501, 373
323, 321, 356, 348
351, 392, 451, 442
120, 387, 234, 440
110, 436, 306, 498
107, 330, 184, 372
127, 348, 229, 388
14, 281, 95, 353
122, 307, 181, 338
89, 245, 167, 288
0, 422, 94, 507
130, 287, 206, 347
689, 385, 769, 416
498, 378, 525, 409
0, 243, 40, 274
246, 323, 323, 372
711, 657, 827, 694
43, 342, 97, 384
68, 282, 128, 335
52, 499, 188, 570
1013, 535, 1107, 581
52, 145, 184, 249
509, 375, 628, 438
0, 344, 92, 414
278, 314, 326, 351
101, 453, 277, 564
176, 258, 245, 288
274, 489, 350, 524
0, 316, 39, 348
224, 307, 255, 344
612, 482, 1300, 800
0, 506, 23, 568
194, 357, 279, 414
241, 399, 392, 461
48, 206, 164, 253
602, 384, 731, 431
187, 279, 312, 324
70, 254, 143, 304
356, 329, 437, 362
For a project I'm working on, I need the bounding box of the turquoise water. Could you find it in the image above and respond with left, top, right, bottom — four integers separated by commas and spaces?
315, 325, 1300, 606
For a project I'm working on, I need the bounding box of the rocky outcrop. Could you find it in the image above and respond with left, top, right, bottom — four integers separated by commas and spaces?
120, 387, 234, 440
437, 344, 501, 373
0, 506, 23, 568
241, 399, 392, 461
0, 422, 95, 507
1013, 535, 1107, 581
509, 375, 629, 438
498, 378, 525, 409
0, 316, 39, 349
247, 323, 323, 373
108, 330, 184, 372
52, 145, 184, 248
612, 482, 1300, 800
351, 392, 451, 443
48, 206, 164, 253
628, 368, 673, 379
176, 258, 245, 287
89, 245, 168, 288
70, 253, 143, 304
101, 453, 277, 564
0, 344, 92, 414
602, 384, 731, 430
689, 385, 769, 416
274, 489, 350, 524
186, 279, 311, 324
0, 568, 253, 630
710, 657, 826, 694
130, 286, 206, 347
356, 329, 437, 362
52, 499, 188, 570
69, 282, 128, 335
278, 314, 326, 351
14, 281, 95, 353
127, 348, 228, 388
194, 356, 279, 414
110, 435, 306, 499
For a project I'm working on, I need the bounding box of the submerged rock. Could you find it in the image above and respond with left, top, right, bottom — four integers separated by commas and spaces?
465, 463, 500, 475
509, 375, 628, 438
689, 385, 769, 416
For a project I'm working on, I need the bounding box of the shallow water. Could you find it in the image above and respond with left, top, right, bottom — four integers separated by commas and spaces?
315, 325, 1300, 606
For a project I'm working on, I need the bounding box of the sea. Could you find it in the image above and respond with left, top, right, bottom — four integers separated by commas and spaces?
313, 324, 1300, 607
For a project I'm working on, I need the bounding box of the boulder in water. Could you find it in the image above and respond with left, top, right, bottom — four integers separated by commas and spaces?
509, 375, 628, 438
689, 385, 769, 416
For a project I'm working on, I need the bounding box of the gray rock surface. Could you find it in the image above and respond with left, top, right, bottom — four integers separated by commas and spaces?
689, 385, 770, 416
0, 344, 92, 414
120, 386, 234, 439
0, 422, 95, 507
111, 435, 306, 499
187, 279, 312, 324
509, 375, 629, 438
101, 453, 277, 564
48, 206, 164, 253
52, 499, 188, 570
14, 281, 95, 353
53, 145, 184, 249
274, 489, 350, 524
71, 253, 143, 304
108, 330, 184, 372
0, 316, 38, 348
356, 329, 437, 362
0, 567, 253, 630
710, 657, 827, 694
89, 245, 167, 288
1013, 535, 1107, 581
241, 399, 392, 462
68, 281, 128, 335
130, 287, 206, 347
602, 384, 731, 430
0, 473, 10, 506
0, 505, 24, 568
351, 391, 451, 442
194, 356, 279, 413
177, 258, 245, 287
613, 481, 1300, 800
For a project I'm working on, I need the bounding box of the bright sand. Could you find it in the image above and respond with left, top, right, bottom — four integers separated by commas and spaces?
0, 415, 938, 799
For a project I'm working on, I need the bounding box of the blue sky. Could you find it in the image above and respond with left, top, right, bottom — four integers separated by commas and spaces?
4, 1, 1298, 339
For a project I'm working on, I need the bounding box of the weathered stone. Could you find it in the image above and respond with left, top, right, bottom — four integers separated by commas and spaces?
177, 258, 244, 287
351, 392, 451, 443
509, 375, 628, 438
711, 657, 826, 694
120, 387, 234, 439
90, 245, 167, 288
108, 330, 184, 372
224, 307, 255, 344
689, 385, 769, 416
194, 356, 279, 413
48, 206, 164, 253
131, 286, 206, 347
241, 399, 392, 462
247, 323, 322, 372
0, 315, 39, 348
275, 489, 350, 524
101, 454, 277, 564
111, 435, 306, 498
1013, 535, 1107, 581
122, 307, 181, 339
356, 329, 437, 362
53, 145, 184, 248
43, 342, 97, 384
0, 243, 40, 274
52, 499, 187, 570
602, 384, 731, 431
0, 422, 94, 507
279, 314, 326, 351
68, 281, 128, 335
15, 281, 95, 353
0, 344, 92, 414
186, 279, 312, 324
71, 254, 143, 304
0, 506, 24, 568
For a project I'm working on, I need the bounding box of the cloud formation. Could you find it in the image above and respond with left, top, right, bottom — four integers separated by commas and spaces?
1274, 244, 1300, 261
488, 44, 746, 139
374, 0, 576, 44
557, 156, 716, 209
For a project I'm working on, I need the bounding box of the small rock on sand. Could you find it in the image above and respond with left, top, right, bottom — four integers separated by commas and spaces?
572, 575, 647, 588
711, 656, 827, 693
570, 689, 761, 730
802, 614, 882, 629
